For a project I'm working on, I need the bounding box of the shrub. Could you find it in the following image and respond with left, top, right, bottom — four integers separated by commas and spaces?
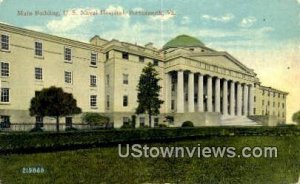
121, 124, 133, 129
158, 124, 167, 128
29, 126, 43, 132
82, 113, 109, 126
181, 121, 194, 127
65, 127, 78, 131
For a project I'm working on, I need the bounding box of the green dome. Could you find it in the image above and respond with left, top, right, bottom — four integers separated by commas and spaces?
163, 35, 205, 49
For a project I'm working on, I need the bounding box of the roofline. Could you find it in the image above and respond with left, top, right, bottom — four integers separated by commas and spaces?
259, 85, 289, 95
0, 23, 101, 50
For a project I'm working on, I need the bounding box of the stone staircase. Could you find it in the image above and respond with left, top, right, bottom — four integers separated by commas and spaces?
220, 116, 261, 126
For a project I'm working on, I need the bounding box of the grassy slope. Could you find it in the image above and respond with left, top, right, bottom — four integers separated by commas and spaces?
0, 136, 299, 184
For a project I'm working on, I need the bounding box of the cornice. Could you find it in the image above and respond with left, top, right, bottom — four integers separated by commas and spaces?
0, 23, 102, 51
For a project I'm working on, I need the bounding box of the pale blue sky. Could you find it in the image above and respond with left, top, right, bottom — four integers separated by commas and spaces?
0, 0, 299, 49
0, 0, 300, 122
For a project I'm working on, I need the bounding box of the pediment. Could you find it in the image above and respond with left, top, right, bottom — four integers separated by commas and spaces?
188, 52, 253, 74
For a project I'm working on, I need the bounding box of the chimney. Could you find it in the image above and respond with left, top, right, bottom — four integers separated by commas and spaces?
145, 42, 155, 49
90, 35, 108, 46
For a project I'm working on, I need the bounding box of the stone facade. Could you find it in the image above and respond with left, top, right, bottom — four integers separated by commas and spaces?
0, 23, 288, 130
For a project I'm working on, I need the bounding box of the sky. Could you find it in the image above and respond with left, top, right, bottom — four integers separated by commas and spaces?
0, 0, 299, 123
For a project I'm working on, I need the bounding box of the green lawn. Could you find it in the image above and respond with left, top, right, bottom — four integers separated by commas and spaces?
0, 136, 299, 184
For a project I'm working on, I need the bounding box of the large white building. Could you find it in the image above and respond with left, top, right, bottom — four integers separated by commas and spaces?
0, 23, 288, 130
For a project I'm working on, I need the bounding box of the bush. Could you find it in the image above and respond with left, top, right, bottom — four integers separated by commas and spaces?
181, 121, 194, 127
1, 126, 299, 154
82, 113, 109, 126
158, 124, 167, 128
29, 126, 43, 132
121, 124, 134, 129
65, 127, 78, 131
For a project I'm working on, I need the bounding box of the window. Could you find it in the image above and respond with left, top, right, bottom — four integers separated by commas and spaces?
154, 117, 159, 127
90, 95, 97, 108
1, 34, 9, 50
66, 117, 72, 127
171, 100, 175, 110
139, 56, 145, 63
35, 41, 43, 56
153, 60, 159, 66
123, 95, 128, 107
90, 75, 97, 87
123, 117, 130, 125
262, 90, 265, 96
282, 112, 285, 118
1, 62, 9, 77
262, 100, 264, 106
123, 74, 128, 84
91, 53, 97, 66
1, 88, 9, 102
268, 101, 270, 106
0, 116, 10, 128
278, 102, 280, 108
268, 91, 270, 96
106, 74, 110, 86
106, 52, 109, 61
282, 103, 285, 108
278, 93, 280, 98
122, 52, 129, 60
139, 117, 145, 127
273, 102, 275, 107
254, 96, 256, 102
254, 108, 256, 115
64, 71, 72, 84
35, 116, 43, 127
64, 47, 72, 61
273, 92, 276, 97
35, 67, 43, 80
106, 95, 110, 109
35, 91, 41, 97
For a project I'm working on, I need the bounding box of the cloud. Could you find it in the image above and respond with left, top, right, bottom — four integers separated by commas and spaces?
149, 12, 175, 22
297, 0, 300, 4
105, 5, 129, 19
181, 16, 191, 25
47, 8, 95, 33
240, 16, 257, 28
201, 13, 234, 23
24, 26, 44, 32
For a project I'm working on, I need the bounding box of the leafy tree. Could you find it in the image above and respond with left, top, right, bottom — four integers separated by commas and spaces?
136, 63, 164, 127
29, 86, 81, 132
292, 111, 300, 125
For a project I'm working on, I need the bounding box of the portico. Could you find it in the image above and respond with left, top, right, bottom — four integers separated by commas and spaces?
165, 70, 254, 117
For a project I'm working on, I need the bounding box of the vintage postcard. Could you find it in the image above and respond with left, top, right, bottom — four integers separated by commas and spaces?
0, 0, 299, 183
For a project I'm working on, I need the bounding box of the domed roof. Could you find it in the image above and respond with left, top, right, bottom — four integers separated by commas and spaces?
163, 35, 205, 49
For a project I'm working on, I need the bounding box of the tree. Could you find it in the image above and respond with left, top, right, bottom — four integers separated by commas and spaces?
136, 63, 164, 127
292, 111, 300, 125
29, 86, 82, 132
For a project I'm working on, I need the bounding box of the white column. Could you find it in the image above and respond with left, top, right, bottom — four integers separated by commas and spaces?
237, 83, 242, 116
243, 85, 249, 116
223, 80, 228, 116
164, 73, 171, 113
188, 72, 195, 112
230, 81, 235, 116
215, 78, 220, 113
177, 71, 184, 113
207, 76, 213, 112
198, 74, 204, 112
249, 84, 254, 115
